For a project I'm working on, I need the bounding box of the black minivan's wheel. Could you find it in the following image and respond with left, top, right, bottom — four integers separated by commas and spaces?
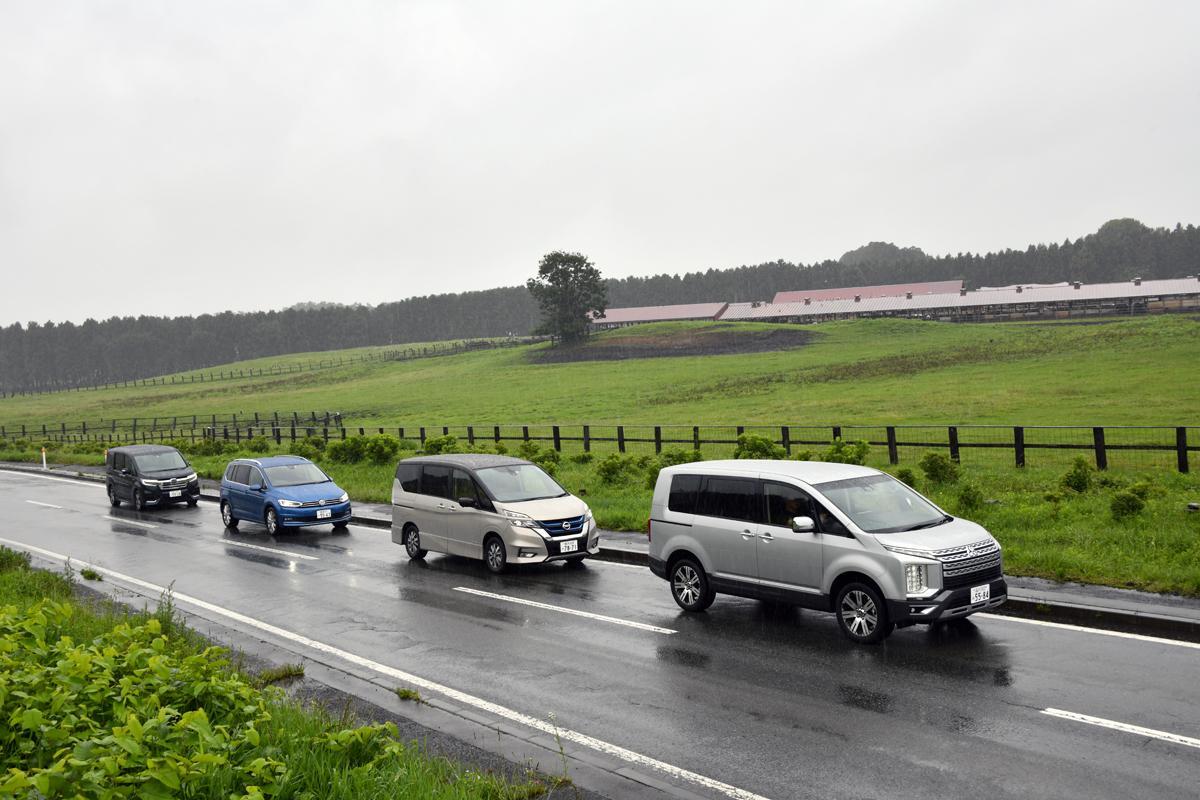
404, 525, 427, 560
221, 501, 238, 529
835, 582, 894, 645
186, 497, 198, 507
133, 488, 146, 511
670, 557, 715, 612
265, 506, 280, 536
108, 485, 121, 508
484, 535, 507, 574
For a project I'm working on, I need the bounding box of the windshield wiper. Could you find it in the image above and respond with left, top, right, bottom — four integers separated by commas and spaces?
903, 515, 952, 531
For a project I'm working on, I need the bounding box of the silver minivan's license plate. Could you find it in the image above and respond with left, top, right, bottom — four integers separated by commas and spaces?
317, 509, 332, 519
970, 584, 990, 604
168, 490, 182, 498
560, 540, 578, 553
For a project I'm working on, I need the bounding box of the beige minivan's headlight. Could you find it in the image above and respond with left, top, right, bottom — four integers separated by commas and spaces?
501, 509, 539, 528
905, 564, 929, 594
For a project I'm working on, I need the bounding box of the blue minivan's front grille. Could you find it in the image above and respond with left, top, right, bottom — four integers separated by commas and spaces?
539, 515, 587, 536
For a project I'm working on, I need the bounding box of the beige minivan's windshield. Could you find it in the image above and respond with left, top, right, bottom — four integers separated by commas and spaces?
815, 474, 948, 534
475, 464, 566, 503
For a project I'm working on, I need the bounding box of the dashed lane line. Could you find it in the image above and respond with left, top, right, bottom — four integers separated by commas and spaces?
25, 500, 63, 509
0, 537, 771, 800
1042, 708, 1200, 750
453, 586, 676, 634
104, 515, 157, 529
221, 539, 319, 561
978, 613, 1200, 651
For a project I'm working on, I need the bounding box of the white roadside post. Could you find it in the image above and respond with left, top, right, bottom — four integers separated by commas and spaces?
41, 447, 47, 470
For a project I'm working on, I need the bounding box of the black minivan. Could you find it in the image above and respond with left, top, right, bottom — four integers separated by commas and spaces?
106, 444, 201, 510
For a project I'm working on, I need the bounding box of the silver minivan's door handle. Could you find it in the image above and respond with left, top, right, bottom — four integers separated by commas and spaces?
741, 529, 754, 540
759, 532, 774, 542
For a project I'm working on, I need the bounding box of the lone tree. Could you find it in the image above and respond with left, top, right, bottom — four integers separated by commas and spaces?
526, 251, 607, 344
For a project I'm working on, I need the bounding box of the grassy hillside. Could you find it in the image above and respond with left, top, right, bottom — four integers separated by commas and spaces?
1, 316, 1197, 427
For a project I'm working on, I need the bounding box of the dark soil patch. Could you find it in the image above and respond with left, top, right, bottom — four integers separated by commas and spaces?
529, 326, 821, 363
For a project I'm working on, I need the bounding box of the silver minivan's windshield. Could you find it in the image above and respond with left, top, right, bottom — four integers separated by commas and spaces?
266, 463, 330, 487
134, 451, 187, 472
474, 464, 566, 503
815, 474, 948, 533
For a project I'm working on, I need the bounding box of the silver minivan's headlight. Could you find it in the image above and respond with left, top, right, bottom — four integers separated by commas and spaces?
905, 564, 928, 594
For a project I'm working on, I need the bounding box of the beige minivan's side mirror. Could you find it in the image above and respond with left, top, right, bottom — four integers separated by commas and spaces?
791, 515, 816, 533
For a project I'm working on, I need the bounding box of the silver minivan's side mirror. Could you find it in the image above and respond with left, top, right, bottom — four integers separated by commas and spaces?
791, 515, 816, 533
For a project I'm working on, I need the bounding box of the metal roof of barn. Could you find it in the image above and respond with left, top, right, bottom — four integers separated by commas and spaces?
721, 277, 1200, 320
771, 280, 963, 304
592, 302, 729, 324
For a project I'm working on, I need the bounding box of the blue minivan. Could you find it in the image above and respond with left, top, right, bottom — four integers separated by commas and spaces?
220, 456, 351, 534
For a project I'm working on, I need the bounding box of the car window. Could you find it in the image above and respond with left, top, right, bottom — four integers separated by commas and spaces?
231, 464, 250, 485
764, 482, 813, 528
668, 474, 701, 514
697, 477, 761, 523
420, 465, 452, 499
396, 463, 420, 493
814, 503, 852, 536
133, 450, 187, 472
451, 469, 479, 504
224, 463, 238, 481
247, 467, 264, 489
112, 453, 125, 471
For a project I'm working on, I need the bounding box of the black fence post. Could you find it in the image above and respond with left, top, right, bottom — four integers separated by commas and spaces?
1014, 426, 1025, 467
420, 427, 427, 445
359, 427, 365, 437
493, 426, 501, 444
274, 427, 282, 445
1177, 427, 1189, 473
442, 426, 449, 436
290, 423, 296, 441
886, 426, 898, 465
736, 425, 745, 438
654, 426, 662, 454
781, 425, 790, 455
522, 426, 529, 443
222, 426, 229, 441
693, 426, 701, 451
832, 425, 841, 442
467, 426, 475, 446
583, 425, 591, 452
617, 426, 626, 453
552, 426, 561, 451
948, 426, 960, 462
1093, 427, 1108, 470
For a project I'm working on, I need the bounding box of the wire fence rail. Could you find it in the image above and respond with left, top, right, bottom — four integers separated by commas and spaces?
2, 418, 1195, 474
0, 336, 545, 399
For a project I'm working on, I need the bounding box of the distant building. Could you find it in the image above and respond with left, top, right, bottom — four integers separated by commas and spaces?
771, 280, 963, 304
591, 302, 730, 329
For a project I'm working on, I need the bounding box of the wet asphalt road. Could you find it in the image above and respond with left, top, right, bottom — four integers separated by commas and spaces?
2, 471, 1197, 800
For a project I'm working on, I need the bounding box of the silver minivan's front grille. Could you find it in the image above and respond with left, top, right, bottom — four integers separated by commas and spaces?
933, 539, 1002, 588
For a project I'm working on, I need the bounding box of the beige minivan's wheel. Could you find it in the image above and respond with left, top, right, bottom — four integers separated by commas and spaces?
404, 524, 427, 560
484, 535, 507, 574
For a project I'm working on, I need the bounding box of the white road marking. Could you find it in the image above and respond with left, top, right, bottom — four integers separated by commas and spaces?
0, 470, 105, 488
222, 539, 319, 561
1042, 708, 1200, 750
104, 515, 157, 529
453, 586, 676, 634
978, 613, 1200, 651
25, 500, 63, 509
592, 558, 647, 570
0, 538, 769, 800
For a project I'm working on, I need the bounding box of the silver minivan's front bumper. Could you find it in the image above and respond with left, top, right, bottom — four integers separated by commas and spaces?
889, 577, 1008, 626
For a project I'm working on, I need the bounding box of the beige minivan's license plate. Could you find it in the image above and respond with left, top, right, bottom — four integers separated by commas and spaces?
560, 540, 578, 553
970, 584, 990, 604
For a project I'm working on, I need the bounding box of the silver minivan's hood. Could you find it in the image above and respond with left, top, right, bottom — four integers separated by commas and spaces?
495, 494, 588, 520
873, 516, 995, 552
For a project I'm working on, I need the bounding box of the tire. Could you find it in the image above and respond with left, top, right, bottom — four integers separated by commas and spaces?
669, 557, 715, 612
108, 485, 120, 508
265, 506, 280, 536
221, 501, 238, 529
186, 497, 198, 507
563, 555, 588, 568
835, 582, 894, 645
404, 525, 427, 560
133, 488, 146, 512
483, 535, 508, 574
332, 521, 349, 531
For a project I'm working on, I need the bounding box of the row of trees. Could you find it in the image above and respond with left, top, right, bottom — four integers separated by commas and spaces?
1, 218, 1197, 395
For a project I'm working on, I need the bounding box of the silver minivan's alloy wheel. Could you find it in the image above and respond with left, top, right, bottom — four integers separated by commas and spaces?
840, 590, 878, 638
674, 564, 702, 606
669, 557, 714, 612
484, 537, 507, 573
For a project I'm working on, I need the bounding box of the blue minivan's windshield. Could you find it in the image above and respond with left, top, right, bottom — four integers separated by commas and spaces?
474, 464, 566, 503
815, 474, 948, 534
134, 451, 187, 472
266, 463, 329, 487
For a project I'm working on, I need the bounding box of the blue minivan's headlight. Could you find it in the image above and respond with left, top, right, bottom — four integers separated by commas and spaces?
337, 492, 349, 503
278, 499, 303, 508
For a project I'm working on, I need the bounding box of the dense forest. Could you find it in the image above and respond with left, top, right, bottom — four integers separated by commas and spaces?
2, 218, 1197, 395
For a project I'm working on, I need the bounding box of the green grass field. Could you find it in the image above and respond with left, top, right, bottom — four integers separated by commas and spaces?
2, 316, 1197, 427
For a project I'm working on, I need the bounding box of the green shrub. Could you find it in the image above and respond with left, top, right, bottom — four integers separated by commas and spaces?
823, 438, 870, 465
516, 441, 541, 460
245, 436, 272, 454
327, 436, 369, 463
365, 434, 402, 465
1043, 491, 1064, 504
1128, 481, 1153, 501
301, 434, 326, 452
288, 441, 322, 461
1060, 457, 1094, 493
396, 437, 418, 451
895, 468, 917, 488
644, 448, 706, 489
531, 449, 560, 473
419, 434, 460, 456
597, 453, 639, 484
957, 481, 985, 512
733, 433, 785, 460
0, 546, 31, 573
1111, 491, 1145, 520
791, 449, 815, 461
1096, 474, 1125, 490
570, 452, 595, 464
919, 451, 959, 484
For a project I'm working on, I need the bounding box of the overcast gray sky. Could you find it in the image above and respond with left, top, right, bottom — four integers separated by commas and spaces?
2, 1, 1197, 326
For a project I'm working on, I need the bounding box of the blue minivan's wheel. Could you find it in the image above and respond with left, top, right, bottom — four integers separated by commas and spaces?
265, 506, 280, 536
221, 501, 238, 529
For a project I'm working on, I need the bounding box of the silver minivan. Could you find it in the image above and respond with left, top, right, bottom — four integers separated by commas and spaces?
392, 454, 599, 573
648, 460, 1006, 643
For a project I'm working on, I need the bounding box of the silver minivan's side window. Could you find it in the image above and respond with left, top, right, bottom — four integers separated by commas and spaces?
396, 464, 421, 493
763, 482, 813, 527
696, 477, 761, 523
668, 475, 702, 513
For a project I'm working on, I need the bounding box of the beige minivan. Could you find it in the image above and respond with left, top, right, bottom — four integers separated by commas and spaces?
391, 454, 599, 572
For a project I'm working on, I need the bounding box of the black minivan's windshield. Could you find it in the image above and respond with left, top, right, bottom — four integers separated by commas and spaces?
134, 451, 187, 472
266, 463, 329, 487
815, 474, 948, 534
474, 464, 566, 503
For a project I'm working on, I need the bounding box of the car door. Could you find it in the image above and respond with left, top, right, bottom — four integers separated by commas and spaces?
412, 465, 452, 553
244, 466, 267, 522
444, 469, 490, 557
112, 453, 130, 499
694, 476, 761, 586
228, 464, 251, 517
757, 480, 824, 594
